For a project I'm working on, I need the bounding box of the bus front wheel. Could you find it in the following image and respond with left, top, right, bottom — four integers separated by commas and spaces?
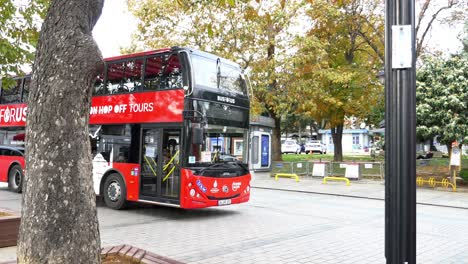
8, 164, 23, 193
103, 173, 127, 210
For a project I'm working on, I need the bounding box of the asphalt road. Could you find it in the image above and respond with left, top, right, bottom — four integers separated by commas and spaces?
1, 184, 468, 263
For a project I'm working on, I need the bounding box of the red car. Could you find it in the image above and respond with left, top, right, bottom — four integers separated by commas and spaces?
0, 145, 25, 193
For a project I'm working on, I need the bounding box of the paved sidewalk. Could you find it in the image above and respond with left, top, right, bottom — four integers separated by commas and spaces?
251, 171, 468, 209
0, 248, 15, 263
2, 172, 468, 263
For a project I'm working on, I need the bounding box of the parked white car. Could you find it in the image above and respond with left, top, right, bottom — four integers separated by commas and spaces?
305, 141, 327, 154
281, 139, 301, 154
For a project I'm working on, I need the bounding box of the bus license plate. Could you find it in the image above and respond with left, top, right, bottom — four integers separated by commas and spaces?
218, 199, 231, 206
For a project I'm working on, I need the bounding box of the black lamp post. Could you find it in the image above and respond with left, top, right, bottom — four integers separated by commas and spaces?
384, 0, 417, 263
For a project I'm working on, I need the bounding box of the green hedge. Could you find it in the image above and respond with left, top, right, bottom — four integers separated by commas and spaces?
461, 169, 468, 183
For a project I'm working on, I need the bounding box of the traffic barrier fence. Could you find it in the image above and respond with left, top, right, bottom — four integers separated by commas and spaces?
271, 161, 385, 179
270, 159, 462, 180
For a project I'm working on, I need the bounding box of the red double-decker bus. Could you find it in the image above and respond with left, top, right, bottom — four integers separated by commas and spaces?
0, 47, 251, 209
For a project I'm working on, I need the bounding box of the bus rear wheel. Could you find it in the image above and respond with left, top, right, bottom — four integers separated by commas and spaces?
8, 164, 23, 193
103, 173, 127, 210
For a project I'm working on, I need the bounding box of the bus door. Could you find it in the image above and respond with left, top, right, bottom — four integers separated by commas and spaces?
140, 127, 161, 199
140, 127, 181, 202
161, 129, 181, 200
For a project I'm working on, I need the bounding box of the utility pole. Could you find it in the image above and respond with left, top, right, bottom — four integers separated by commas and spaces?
385, 0, 417, 263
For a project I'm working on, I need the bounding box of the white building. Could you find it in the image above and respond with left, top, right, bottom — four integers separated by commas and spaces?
319, 129, 371, 154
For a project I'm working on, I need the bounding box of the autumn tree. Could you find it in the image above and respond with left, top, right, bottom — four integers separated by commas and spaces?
0, 0, 47, 86
246, 1, 308, 161
416, 54, 467, 155
293, 0, 384, 161
127, 0, 307, 161
17, 0, 104, 263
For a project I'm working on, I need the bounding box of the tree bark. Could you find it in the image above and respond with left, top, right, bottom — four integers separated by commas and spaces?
331, 123, 344, 161
18, 1, 104, 263
272, 115, 282, 161
310, 120, 327, 140
446, 143, 452, 161
265, 40, 283, 162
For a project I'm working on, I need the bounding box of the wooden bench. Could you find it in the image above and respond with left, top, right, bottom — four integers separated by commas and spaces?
275, 173, 299, 182
322, 176, 350, 186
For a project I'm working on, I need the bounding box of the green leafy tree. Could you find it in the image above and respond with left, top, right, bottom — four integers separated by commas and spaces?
0, 0, 48, 86
293, 0, 384, 161
127, 0, 307, 161
416, 54, 468, 155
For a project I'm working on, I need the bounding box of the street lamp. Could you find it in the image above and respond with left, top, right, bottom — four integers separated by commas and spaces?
384, 0, 417, 263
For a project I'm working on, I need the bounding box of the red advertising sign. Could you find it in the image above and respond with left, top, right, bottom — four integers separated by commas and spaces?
0, 104, 27, 127
0, 90, 184, 127
89, 90, 184, 124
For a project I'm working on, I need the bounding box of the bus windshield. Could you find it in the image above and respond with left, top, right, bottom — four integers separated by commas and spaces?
191, 55, 247, 96
187, 124, 249, 176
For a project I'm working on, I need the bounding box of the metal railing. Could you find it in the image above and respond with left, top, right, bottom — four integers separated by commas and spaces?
271, 161, 385, 179
270, 158, 464, 180
415, 159, 451, 178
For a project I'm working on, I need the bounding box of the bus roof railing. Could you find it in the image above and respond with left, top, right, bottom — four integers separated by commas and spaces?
103, 47, 175, 62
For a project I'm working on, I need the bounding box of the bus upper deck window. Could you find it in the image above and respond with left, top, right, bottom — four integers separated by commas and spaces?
105, 59, 144, 95
22, 78, 30, 103
93, 72, 105, 95
1, 79, 22, 104
144, 54, 183, 91
163, 55, 183, 89
144, 55, 164, 91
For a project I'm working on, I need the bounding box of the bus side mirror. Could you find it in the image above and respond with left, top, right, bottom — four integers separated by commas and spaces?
192, 127, 204, 145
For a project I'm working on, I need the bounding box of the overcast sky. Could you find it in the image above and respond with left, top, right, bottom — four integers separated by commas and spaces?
92, 0, 464, 58
92, 0, 137, 58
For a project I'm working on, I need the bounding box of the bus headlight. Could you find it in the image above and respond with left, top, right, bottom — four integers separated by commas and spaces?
189, 189, 196, 197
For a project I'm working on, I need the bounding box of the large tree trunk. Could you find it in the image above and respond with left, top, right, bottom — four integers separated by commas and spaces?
18, 1, 104, 263
272, 115, 282, 161
446, 143, 452, 160
331, 123, 344, 161
265, 41, 283, 162
310, 120, 327, 140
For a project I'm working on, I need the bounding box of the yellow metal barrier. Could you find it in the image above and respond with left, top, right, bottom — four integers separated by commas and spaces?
322, 176, 350, 186
275, 173, 299, 182
416, 177, 456, 192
